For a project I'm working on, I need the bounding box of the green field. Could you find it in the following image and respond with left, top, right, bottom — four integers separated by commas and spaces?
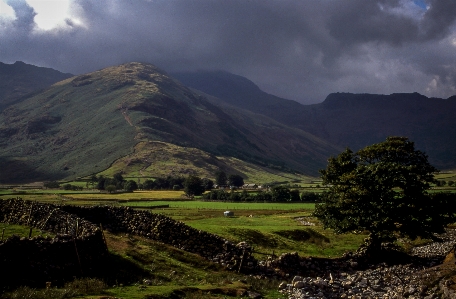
120, 200, 315, 210
118, 200, 344, 257
435, 169, 456, 180
0, 195, 364, 299
2, 186, 449, 298
0, 224, 55, 240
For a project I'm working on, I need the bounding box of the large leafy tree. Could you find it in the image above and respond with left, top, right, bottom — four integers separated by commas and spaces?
271, 185, 291, 201
124, 180, 138, 192
314, 136, 455, 250
215, 171, 227, 186
202, 178, 214, 190
184, 175, 205, 197
228, 174, 244, 187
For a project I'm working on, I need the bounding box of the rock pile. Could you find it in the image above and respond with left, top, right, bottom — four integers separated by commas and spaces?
279, 230, 456, 298
411, 229, 456, 259
280, 263, 434, 298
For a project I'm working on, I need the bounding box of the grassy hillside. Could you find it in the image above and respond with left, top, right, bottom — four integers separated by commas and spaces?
101, 141, 312, 184
0, 62, 338, 183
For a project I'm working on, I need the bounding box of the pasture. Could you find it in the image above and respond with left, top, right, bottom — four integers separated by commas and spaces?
0, 224, 55, 240
3, 188, 443, 299
0, 190, 363, 258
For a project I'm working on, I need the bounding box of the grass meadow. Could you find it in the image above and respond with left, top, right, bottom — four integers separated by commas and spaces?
0, 224, 55, 240
1, 192, 363, 299
5, 182, 455, 298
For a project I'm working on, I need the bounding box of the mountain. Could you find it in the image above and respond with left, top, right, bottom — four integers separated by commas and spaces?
173, 71, 456, 170
172, 70, 305, 122
0, 62, 339, 183
0, 61, 73, 110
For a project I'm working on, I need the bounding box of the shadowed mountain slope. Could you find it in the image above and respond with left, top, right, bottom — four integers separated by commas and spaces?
0, 62, 339, 183
173, 71, 456, 170
0, 61, 73, 110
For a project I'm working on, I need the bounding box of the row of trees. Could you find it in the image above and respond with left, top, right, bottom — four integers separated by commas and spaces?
214, 171, 244, 187
435, 180, 455, 187
44, 173, 219, 195
142, 176, 215, 191
94, 173, 138, 192
201, 188, 321, 202
182, 173, 248, 197
43, 182, 84, 191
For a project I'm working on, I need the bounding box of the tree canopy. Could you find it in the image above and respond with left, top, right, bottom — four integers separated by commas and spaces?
228, 174, 244, 187
313, 136, 455, 248
184, 175, 205, 197
124, 180, 138, 191
215, 171, 227, 186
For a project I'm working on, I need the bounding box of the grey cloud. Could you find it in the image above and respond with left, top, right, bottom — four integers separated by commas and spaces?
0, 0, 455, 103
421, 0, 456, 39
6, 0, 36, 31
326, 0, 420, 46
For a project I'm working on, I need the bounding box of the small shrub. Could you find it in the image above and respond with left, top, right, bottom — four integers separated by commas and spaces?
3, 286, 75, 299
106, 185, 116, 193
3, 278, 107, 299
64, 278, 107, 294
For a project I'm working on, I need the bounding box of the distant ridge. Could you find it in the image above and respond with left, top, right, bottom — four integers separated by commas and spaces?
175, 71, 456, 170
172, 70, 304, 116
0, 61, 73, 109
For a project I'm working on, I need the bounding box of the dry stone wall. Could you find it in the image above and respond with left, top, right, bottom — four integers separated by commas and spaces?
0, 198, 257, 290
0, 199, 107, 289
60, 205, 257, 271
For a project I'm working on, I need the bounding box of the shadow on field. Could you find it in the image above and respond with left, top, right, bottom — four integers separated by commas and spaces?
0, 250, 149, 292
226, 228, 280, 248
273, 229, 330, 246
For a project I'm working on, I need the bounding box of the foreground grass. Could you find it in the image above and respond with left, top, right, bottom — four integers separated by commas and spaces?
1, 196, 366, 298
2, 228, 283, 299
0, 224, 55, 240
3, 278, 107, 299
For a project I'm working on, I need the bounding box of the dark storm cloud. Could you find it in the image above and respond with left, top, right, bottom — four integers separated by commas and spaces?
1, 0, 455, 103
420, 0, 456, 39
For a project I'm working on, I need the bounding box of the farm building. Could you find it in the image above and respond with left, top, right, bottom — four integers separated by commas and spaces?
242, 183, 258, 189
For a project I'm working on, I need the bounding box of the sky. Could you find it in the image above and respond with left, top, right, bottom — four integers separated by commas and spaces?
1, 0, 456, 104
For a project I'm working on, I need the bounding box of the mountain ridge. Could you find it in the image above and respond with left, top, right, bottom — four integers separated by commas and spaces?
0, 61, 73, 110
174, 71, 456, 170
0, 62, 338, 183
2, 61, 454, 184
